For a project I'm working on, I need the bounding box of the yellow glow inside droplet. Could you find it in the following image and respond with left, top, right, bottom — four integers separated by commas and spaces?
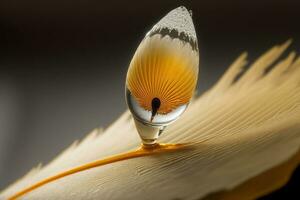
126, 35, 199, 114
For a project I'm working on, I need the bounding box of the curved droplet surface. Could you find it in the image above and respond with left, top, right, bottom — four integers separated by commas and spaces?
125, 6, 199, 146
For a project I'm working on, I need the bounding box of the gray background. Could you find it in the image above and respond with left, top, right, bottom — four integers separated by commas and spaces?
0, 0, 300, 197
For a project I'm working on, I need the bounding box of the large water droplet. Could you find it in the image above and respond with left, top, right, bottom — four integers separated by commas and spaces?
125, 6, 199, 147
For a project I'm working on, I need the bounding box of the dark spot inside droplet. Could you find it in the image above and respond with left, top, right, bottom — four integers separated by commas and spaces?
151, 97, 161, 122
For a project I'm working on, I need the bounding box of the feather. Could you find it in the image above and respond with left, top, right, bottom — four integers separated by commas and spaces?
1, 41, 300, 200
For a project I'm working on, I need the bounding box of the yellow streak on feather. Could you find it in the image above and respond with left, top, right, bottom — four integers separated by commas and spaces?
8, 143, 190, 200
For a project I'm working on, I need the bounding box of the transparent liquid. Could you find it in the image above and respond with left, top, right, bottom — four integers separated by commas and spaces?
126, 88, 188, 127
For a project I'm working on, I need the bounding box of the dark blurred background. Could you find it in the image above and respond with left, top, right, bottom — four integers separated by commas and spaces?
0, 0, 299, 198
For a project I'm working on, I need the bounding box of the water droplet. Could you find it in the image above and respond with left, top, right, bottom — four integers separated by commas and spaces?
125, 6, 199, 147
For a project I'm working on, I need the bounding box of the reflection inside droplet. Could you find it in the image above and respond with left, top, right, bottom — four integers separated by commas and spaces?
126, 88, 188, 126
126, 88, 189, 146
